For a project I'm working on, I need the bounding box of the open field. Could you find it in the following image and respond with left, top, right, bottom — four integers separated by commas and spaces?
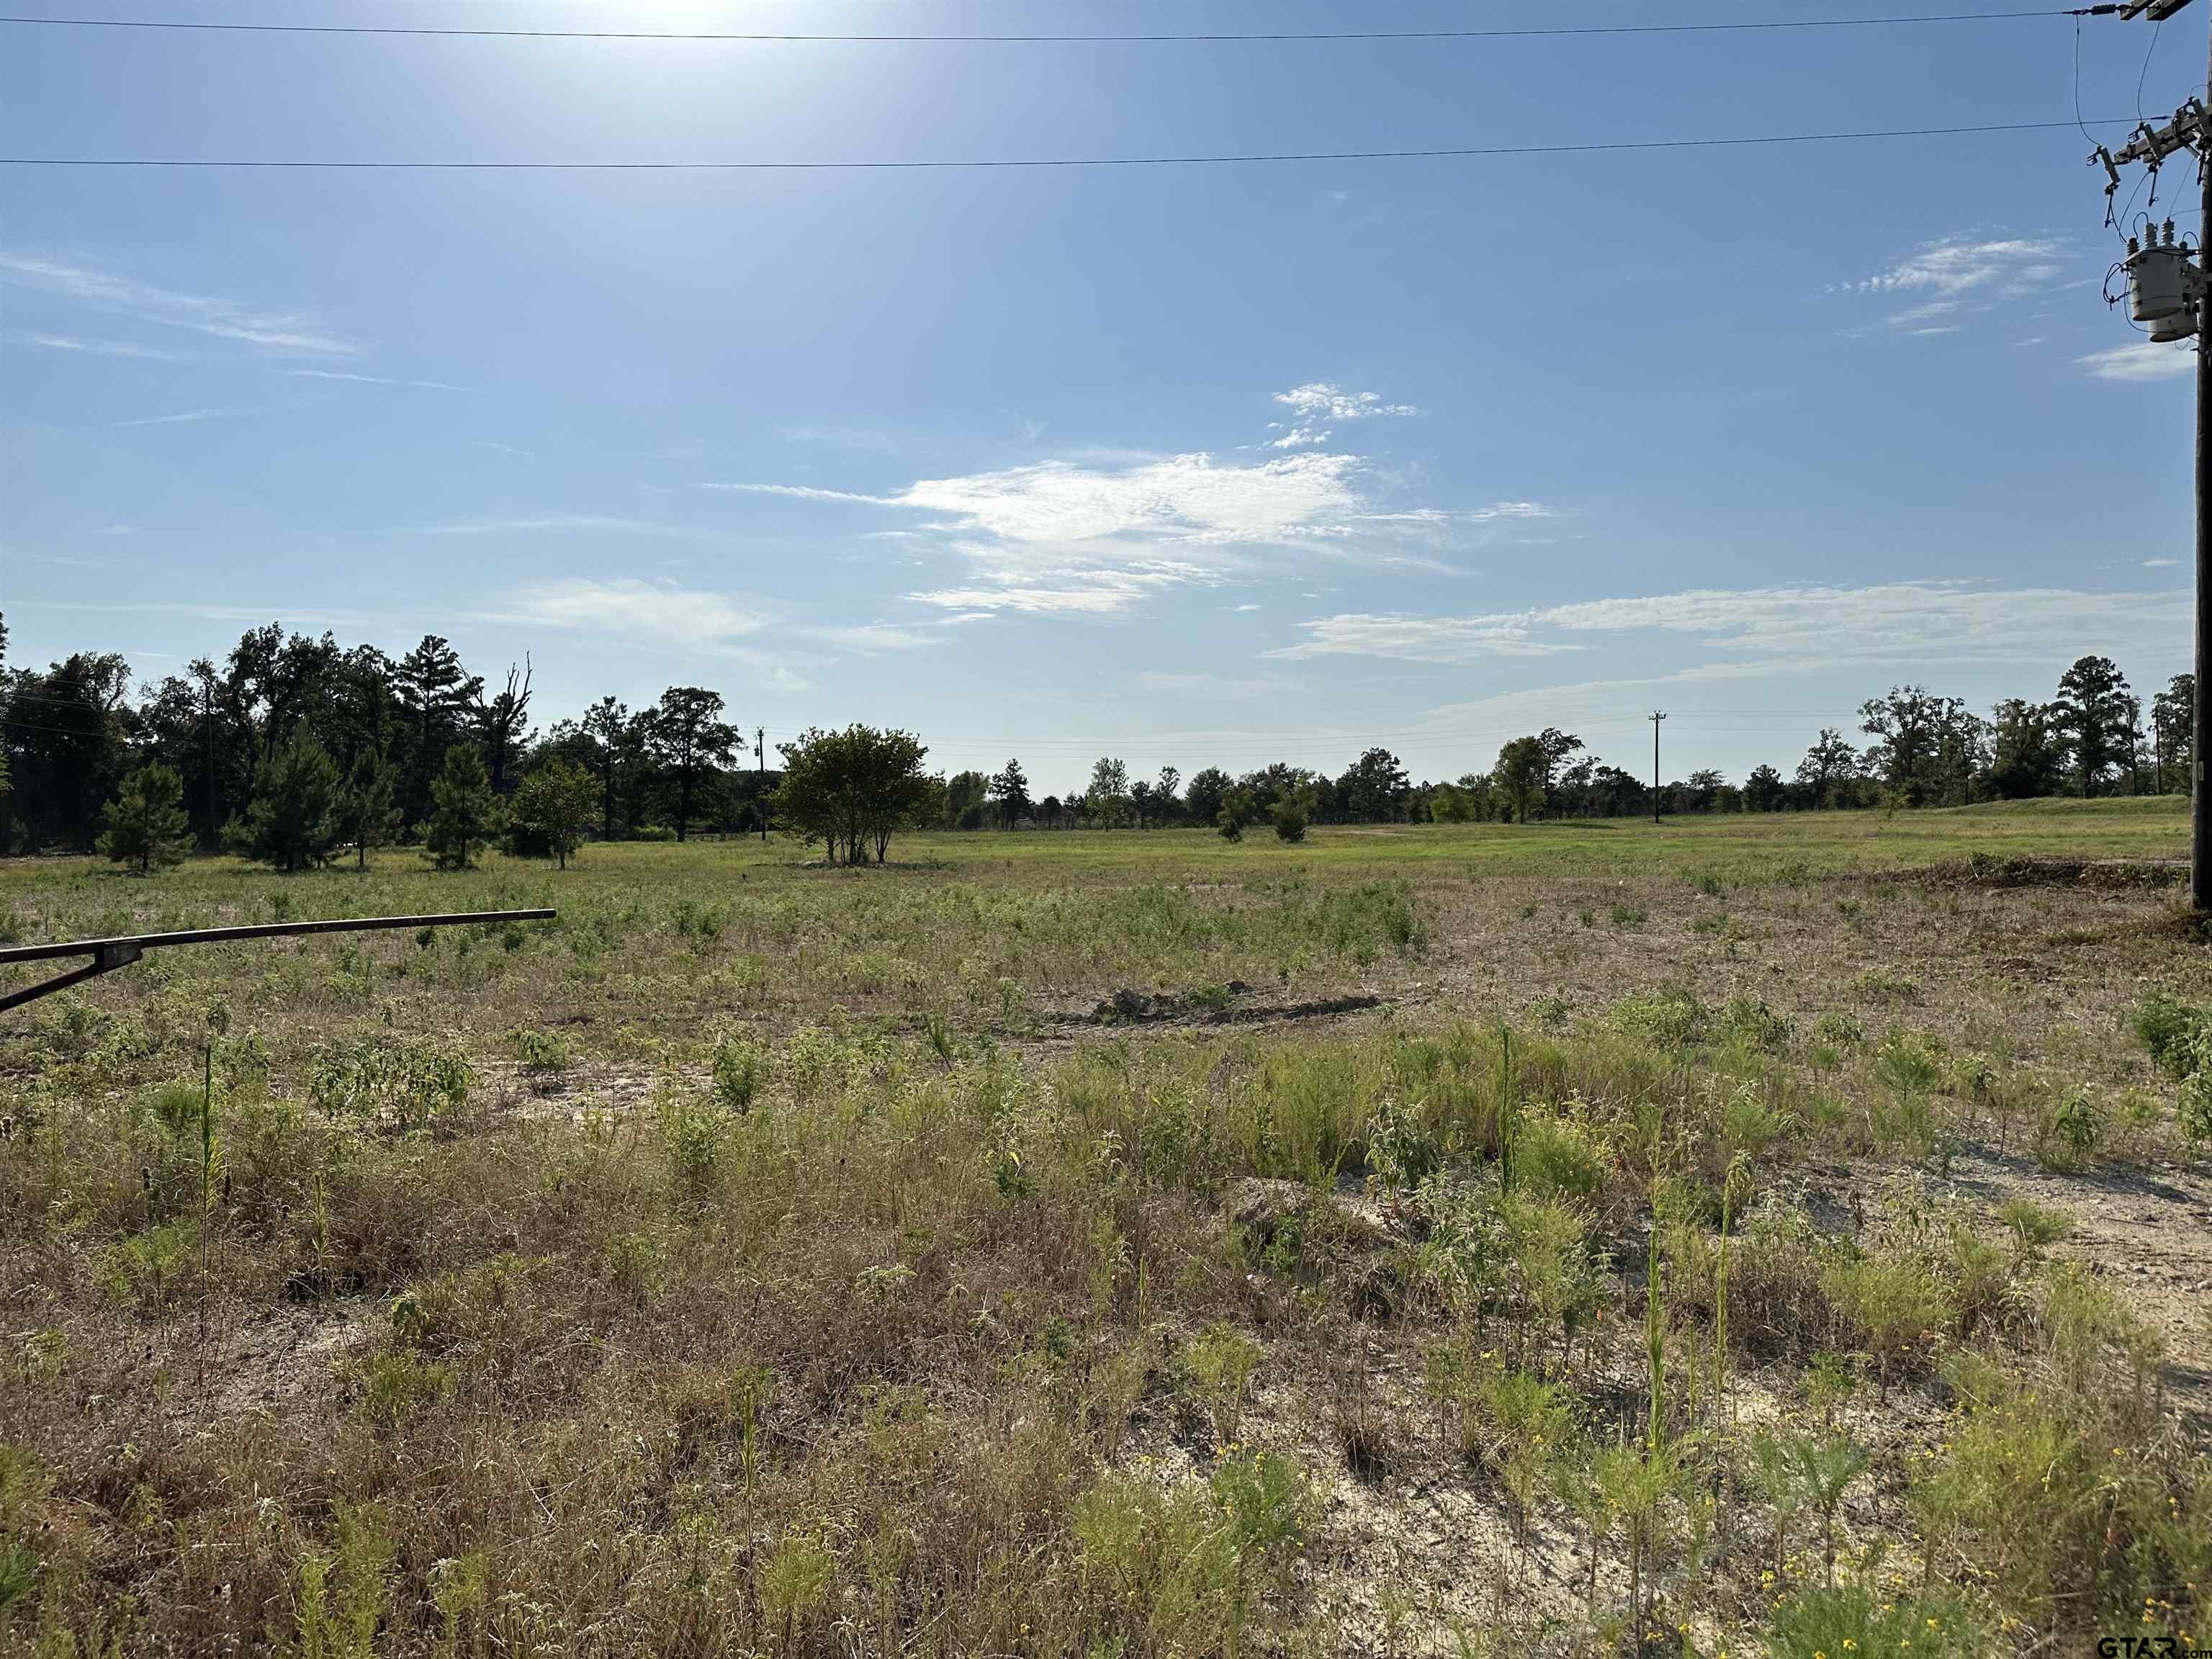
3, 801, 2211, 1657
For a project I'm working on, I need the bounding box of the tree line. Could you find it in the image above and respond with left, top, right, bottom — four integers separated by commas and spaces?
0, 614, 2191, 872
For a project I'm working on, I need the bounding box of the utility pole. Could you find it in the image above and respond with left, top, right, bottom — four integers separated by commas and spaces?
756, 726, 768, 842
201, 677, 216, 851
1649, 711, 1667, 824
2090, 0, 2212, 907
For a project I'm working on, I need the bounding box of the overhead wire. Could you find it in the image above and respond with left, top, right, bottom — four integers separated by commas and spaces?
0, 9, 2100, 44
0, 118, 2141, 171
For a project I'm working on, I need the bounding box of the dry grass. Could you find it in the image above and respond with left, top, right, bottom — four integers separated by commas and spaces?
1, 804, 2208, 1656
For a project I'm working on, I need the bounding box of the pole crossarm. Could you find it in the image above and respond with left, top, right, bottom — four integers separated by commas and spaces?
0, 909, 556, 1014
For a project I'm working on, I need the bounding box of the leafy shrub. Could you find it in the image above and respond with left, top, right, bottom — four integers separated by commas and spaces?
1073, 1452, 1308, 1656
1272, 805, 1307, 842
2137, 992, 2211, 1076
710, 1027, 765, 1111
635, 823, 676, 842
310, 1034, 472, 1131
1188, 1322, 1265, 1447
1820, 1251, 1949, 1384
1766, 1583, 1985, 1658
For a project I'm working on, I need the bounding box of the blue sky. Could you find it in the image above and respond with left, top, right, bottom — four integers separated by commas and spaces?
1, 0, 2201, 791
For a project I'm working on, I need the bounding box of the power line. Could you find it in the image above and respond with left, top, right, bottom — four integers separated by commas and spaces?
0, 118, 2136, 173
0, 9, 2095, 45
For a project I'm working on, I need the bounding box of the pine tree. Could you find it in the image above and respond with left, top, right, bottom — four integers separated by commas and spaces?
336, 747, 401, 870
98, 763, 192, 874
228, 729, 343, 871
424, 745, 498, 871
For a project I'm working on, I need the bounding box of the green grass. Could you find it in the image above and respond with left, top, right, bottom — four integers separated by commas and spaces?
0, 797, 2205, 1658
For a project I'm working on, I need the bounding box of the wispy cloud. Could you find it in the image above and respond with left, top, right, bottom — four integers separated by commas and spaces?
2146, 557, 2180, 568
1269, 580, 2186, 666
703, 482, 896, 505
1264, 613, 1578, 663
709, 390, 1540, 619
1267, 381, 1419, 449
282, 368, 471, 391
415, 515, 713, 539
1843, 236, 2066, 333
23, 332, 191, 361
2078, 341, 2195, 382
0, 251, 357, 357
505, 577, 769, 647
111, 406, 248, 428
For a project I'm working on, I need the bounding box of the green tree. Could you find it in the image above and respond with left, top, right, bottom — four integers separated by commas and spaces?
946, 768, 991, 830
1494, 735, 1550, 824
228, 729, 343, 872
1986, 698, 2066, 800
506, 758, 596, 868
2154, 673, 2194, 794
1336, 746, 1410, 822
1216, 784, 1256, 841
644, 687, 737, 842
579, 695, 631, 841
1743, 763, 1787, 812
1086, 756, 1132, 827
336, 747, 401, 870
97, 763, 192, 874
1184, 765, 1231, 829
2054, 655, 2136, 797
1794, 727, 1859, 808
424, 744, 498, 871
987, 758, 1032, 830
775, 724, 933, 866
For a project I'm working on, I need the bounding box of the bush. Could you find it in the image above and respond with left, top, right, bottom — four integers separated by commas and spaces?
1272, 804, 1307, 842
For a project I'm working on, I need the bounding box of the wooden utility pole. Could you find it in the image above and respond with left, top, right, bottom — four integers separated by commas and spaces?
756, 726, 768, 842
2095, 0, 2212, 906
201, 678, 217, 850
2198, 30, 2211, 909
1649, 711, 1667, 824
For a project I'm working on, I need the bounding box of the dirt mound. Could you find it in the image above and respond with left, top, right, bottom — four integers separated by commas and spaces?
1089, 983, 1382, 1028
1911, 854, 2187, 891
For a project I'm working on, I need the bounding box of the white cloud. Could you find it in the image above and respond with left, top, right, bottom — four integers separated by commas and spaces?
282, 368, 472, 391
1274, 382, 1419, 422
907, 568, 1200, 616
505, 578, 769, 647
2145, 557, 2180, 567
24, 333, 191, 361
0, 251, 357, 356
1264, 613, 1578, 663
703, 482, 895, 504
1845, 236, 2067, 333
2078, 341, 2195, 382
798, 621, 943, 654
1267, 382, 1418, 448
1270, 582, 2185, 666
709, 394, 1545, 620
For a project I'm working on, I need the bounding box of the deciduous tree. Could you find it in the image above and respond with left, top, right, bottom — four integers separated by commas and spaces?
775, 724, 932, 865
507, 757, 595, 868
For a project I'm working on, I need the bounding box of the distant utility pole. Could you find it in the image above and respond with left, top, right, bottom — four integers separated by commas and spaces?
1649, 711, 1667, 824
201, 678, 218, 851
2088, 0, 2211, 908
756, 726, 768, 842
